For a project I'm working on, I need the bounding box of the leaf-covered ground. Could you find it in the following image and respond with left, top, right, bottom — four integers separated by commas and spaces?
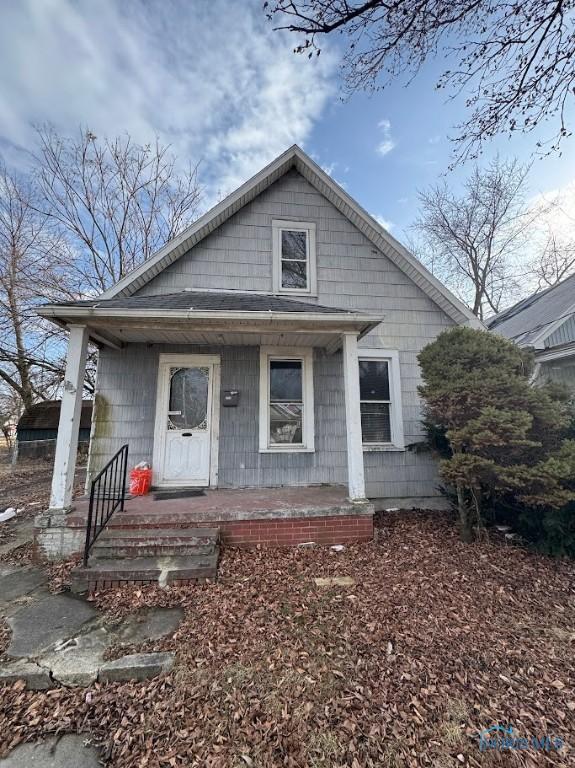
0, 458, 85, 564
1, 510, 573, 767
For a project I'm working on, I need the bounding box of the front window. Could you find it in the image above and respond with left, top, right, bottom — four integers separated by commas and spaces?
359, 359, 392, 443
269, 360, 303, 444
272, 220, 316, 295
259, 347, 315, 452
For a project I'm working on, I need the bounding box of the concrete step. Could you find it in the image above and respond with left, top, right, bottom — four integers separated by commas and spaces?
71, 551, 219, 593
106, 512, 219, 529
92, 527, 219, 559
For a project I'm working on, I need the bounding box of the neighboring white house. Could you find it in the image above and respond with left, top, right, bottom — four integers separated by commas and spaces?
36, 145, 481, 564
488, 273, 575, 390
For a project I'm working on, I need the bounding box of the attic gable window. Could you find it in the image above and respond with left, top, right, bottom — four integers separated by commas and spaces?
272, 220, 317, 296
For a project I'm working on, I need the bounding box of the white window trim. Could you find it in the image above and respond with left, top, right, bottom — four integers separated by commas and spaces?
272, 219, 317, 296
259, 346, 315, 453
358, 348, 405, 451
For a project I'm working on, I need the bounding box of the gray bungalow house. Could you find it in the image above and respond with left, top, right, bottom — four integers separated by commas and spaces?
36, 146, 480, 585
488, 273, 575, 390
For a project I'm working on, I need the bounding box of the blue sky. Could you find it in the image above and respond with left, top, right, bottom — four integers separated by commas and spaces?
0, 0, 573, 243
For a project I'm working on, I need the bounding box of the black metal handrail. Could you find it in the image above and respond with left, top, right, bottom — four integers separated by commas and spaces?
83, 444, 129, 566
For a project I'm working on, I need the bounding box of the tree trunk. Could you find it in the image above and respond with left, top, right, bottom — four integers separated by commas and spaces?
7, 254, 35, 410
457, 483, 474, 543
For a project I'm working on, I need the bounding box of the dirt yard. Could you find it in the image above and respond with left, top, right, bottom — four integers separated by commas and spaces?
0, 510, 573, 767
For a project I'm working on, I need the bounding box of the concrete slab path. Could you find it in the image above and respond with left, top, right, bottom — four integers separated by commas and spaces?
0, 734, 102, 767
1, 561, 182, 689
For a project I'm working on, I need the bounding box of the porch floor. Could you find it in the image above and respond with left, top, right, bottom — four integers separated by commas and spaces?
70, 485, 369, 524
67, 485, 374, 548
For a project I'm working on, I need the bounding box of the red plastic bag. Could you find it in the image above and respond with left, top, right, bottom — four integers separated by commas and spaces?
129, 467, 152, 496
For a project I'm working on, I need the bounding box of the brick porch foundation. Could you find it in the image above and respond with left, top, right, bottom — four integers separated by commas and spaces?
35, 486, 374, 560
215, 513, 373, 546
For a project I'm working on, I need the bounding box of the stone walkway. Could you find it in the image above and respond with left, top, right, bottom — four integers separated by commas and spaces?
0, 734, 102, 767
0, 563, 182, 689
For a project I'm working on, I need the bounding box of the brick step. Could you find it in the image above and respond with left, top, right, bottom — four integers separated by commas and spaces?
92, 527, 219, 559
71, 551, 219, 593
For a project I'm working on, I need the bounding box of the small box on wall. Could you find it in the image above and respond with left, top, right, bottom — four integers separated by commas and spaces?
222, 390, 240, 407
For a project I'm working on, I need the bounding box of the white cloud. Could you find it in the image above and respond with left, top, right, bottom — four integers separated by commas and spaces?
318, 160, 337, 177
376, 118, 396, 157
0, 0, 336, 199
530, 181, 575, 241
372, 214, 393, 231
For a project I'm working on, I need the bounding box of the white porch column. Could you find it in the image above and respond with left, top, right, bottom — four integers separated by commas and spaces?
49, 324, 89, 510
342, 332, 366, 501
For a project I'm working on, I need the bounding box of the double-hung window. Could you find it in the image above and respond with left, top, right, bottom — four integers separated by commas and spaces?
259, 347, 315, 452
272, 220, 316, 295
358, 350, 404, 449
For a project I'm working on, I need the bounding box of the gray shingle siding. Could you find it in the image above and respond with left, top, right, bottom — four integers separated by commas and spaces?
89, 343, 348, 489
546, 316, 575, 348
90, 169, 454, 501
537, 358, 575, 390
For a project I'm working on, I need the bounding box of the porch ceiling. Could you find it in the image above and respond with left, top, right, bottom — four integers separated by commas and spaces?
52, 317, 379, 351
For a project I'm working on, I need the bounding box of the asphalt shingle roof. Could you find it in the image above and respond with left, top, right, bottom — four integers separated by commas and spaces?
50, 291, 355, 315
488, 274, 575, 346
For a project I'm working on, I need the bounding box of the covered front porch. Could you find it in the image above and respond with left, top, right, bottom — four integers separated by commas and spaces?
35, 291, 382, 564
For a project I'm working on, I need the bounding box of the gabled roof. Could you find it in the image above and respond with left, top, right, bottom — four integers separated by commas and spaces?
99, 145, 481, 328
488, 273, 575, 348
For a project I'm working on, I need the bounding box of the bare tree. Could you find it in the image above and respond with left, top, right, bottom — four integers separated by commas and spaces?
36, 126, 203, 293
0, 163, 73, 411
528, 193, 575, 289
414, 157, 537, 320
0, 129, 202, 418
0, 388, 20, 450
531, 233, 575, 289
268, 0, 575, 160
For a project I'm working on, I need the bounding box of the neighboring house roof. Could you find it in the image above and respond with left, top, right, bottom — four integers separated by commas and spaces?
95, 145, 481, 328
52, 290, 353, 314
17, 400, 92, 432
488, 274, 575, 348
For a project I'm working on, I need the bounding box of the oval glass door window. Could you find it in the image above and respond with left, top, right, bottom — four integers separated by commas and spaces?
167, 367, 209, 430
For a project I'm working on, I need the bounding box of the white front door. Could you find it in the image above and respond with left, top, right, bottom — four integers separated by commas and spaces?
153, 354, 220, 487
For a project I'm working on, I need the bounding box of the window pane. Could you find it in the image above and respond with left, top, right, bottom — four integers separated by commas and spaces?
359, 360, 390, 401
361, 403, 391, 443
168, 366, 209, 430
270, 403, 303, 444
270, 360, 302, 402
281, 230, 307, 260
281, 259, 307, 289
